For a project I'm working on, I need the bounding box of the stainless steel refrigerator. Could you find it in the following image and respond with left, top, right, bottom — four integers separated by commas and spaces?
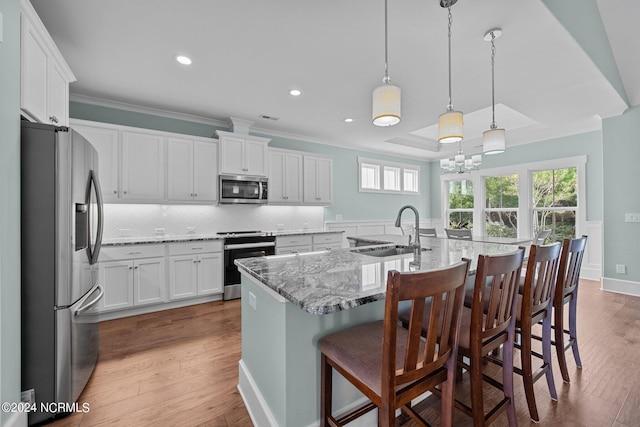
21, 120, 104, 425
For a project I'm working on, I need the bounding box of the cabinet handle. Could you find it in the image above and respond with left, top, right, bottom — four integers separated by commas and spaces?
127, 251, 142, 255
49, 116, 59, 123
194, 193, 197, 197
124, 191, 128, 194
129, 266, 133, 270
134, 266, 139, 269
113, 190, 117, 194
191, 247, 203, 250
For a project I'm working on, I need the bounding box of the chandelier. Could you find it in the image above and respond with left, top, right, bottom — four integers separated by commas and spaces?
440, 141, 481, 173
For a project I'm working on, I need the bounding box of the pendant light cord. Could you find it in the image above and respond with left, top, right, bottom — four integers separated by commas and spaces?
447, 6, 453, 111
383, 0, 390, 83
490, 31, 497, 129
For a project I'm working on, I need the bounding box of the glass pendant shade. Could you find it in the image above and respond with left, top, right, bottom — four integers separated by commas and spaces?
483, 127, 506, 154
372, 83, 401, 126
438, 110, 463, 143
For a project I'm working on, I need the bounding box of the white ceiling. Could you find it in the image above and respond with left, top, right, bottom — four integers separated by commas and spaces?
31, 0, 635, 161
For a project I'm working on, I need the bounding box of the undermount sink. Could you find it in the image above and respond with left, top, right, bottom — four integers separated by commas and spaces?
356, 246, 414, 257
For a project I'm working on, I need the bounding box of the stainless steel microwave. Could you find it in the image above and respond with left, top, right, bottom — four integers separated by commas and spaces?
219, 174, 268, 204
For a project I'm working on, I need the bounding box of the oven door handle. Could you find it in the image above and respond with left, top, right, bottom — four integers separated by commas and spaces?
224, 242, 276, 250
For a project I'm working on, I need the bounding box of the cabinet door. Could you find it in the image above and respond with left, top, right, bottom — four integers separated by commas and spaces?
20, 15, 48, 123
198, 253, 223, 295
193, 141, 218, 202
219, 136, 245, 175
98, 261, 134, 311
122, 132, 165, 200
73, 125, 120, 201
268, 151, 286, 202
169, 255, 198, 300
303, 157, 319, 203
303, 156, 332, 204
316, 158, 333, 203
284, 153, 303, 203
134, 257, 166, 306
167, 138, 194, 201
245, 139, 268, 176
47, 61, 68, 126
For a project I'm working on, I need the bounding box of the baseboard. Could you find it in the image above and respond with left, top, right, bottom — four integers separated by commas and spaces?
580, 266, 601, 281
601, 277, 640, 297
93, 294, 223, 321
238, 359, 279, 427
4, 410, 28, 427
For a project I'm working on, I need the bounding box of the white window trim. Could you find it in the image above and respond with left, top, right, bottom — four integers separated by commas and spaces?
358, 157, 420, 194
440, 155, 587, 239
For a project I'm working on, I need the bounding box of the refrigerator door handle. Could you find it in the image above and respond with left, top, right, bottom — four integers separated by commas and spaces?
87, 169, 104, 265
75, 285, 104, 316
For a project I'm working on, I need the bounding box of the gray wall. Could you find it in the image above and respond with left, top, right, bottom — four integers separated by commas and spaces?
71, 101, 432, 222
602, 106, 640, 285
0, 0, 23, 424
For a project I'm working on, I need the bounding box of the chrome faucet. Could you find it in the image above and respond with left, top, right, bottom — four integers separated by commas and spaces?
394, 205, 421, 257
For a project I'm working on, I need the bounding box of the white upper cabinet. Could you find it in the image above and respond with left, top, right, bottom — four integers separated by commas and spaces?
20, 0, 76, 126
167, 138, 218, 202
303, 155, 332, 205
122, 131, 165, 200
73, 123, 120, 202
269, 149, 303, 204
216, 130, 270, 176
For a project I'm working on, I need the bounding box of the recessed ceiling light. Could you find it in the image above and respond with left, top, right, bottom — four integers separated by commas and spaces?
289, 89, 302, 96
343, 118, 354, 123
175, 55, 192, 65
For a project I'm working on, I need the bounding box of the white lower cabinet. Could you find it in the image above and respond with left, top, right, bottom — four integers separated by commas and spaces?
98, 245, 166, 312
312, 233, 344, 251
276, 235, 313, 255
168, 241, 223, 300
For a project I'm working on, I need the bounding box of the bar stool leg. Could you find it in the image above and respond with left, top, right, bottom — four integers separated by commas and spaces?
568, 296, 582, 368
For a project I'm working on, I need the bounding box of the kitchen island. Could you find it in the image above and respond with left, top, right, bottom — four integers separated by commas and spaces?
235, 237, 521, 427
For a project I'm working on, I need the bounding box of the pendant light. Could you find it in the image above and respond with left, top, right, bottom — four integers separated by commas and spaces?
372, 0, 401, 126
483, 28, 506, 155
438, 0, 463, 144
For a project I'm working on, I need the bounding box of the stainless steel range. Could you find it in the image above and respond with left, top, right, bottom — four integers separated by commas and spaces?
218, 230, 276, 300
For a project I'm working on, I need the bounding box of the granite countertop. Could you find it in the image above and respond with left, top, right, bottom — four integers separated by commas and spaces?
235, 237, 521, 315
102, 229, 344, 247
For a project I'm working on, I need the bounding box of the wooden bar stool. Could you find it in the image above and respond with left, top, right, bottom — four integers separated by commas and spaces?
488, 242, 562, 422
319, 260, 470, 427
455, 248, 525, 427
553, 235, 588, 383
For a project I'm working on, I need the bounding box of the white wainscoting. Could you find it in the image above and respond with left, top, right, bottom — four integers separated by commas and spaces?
324, 219, 437, 247
580, 221, 602, 281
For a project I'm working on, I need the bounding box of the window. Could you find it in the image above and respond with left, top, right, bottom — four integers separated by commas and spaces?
358, 157, 420, 194
383, 166, 401, 191
485, 174, 519, 237
360, 163, 380, 190
404, 169, 419, 192
532, 167, 577, 241
447, 179, 474, 229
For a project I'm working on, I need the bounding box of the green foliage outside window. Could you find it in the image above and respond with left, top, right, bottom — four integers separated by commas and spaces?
448, 180, 473, 229
533, 168, 577, 241
485, 175, 519, 237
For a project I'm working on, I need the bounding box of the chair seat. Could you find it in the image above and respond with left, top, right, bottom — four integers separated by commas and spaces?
320, 320, 424, 396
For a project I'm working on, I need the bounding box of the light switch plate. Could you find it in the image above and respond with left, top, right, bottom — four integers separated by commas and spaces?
625, 213, 640, 223
616, 264, 627, 274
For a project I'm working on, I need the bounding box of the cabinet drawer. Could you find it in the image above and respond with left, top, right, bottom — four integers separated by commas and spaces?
312, 233, 343, 245
100, 245, 165, 261
168, 240, 222, 256
276, 235, 313, 248
276, 245, 312, 255
313, 242, 344, 252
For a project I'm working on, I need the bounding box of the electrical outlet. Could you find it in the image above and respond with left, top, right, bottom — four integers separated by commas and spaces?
249, 292, 257, 310
154, 227, 165, 235
118, 228, 132, 237
616, 264, 627, 274
336, 214, 343, 221
276, 223, 285, 231
186, 227, 196, 234
302, 222, 309, 230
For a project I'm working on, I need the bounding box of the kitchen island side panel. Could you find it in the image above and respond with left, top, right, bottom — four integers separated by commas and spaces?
240, 274, 384, 426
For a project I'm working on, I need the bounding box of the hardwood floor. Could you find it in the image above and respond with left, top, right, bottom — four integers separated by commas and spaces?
48, 279, 639, 427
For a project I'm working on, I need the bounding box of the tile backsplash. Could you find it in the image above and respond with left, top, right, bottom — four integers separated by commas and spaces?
103, 204, 325, 239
